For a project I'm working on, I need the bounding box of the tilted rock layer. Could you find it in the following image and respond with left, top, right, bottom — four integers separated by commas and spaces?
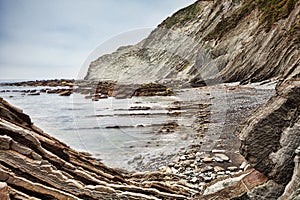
85, 0, 300, 85
0, 97, 202, 199
237, 77, 300, 199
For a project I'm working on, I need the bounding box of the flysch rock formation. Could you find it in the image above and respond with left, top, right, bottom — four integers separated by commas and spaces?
85, 0, 300, 86
1, 80, 299, 199
0, 97, 202, 199
237, 75, 300, 199
0, 93, 268, 200
1, 0, 300, 199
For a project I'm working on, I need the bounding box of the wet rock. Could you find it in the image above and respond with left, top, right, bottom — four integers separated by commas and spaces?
27, 92, 40, 96
132, 83, 172, 97
59, 90, 72, 96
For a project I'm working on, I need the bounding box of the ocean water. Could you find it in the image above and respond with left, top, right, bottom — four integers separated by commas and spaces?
0, 82, 202, 170
0, 80, 276, 171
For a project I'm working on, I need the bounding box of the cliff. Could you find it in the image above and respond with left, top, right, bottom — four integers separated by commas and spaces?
1, 0, 300, 199
85, 0, 300, 85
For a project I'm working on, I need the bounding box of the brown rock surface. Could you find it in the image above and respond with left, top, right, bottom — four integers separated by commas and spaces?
0, 97, 201, 199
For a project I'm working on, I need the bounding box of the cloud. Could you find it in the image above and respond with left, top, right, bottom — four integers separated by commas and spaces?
0, 0, 195, 80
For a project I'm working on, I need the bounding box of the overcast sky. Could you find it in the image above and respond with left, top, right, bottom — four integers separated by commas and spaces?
0, 0, 195, 80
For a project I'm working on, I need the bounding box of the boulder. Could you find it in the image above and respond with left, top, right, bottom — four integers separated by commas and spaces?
237, 78, 300, 198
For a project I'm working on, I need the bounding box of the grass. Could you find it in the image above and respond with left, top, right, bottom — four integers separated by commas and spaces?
206, 0, 297, 40
161, 2, 201, 29
289, 20, 300, 43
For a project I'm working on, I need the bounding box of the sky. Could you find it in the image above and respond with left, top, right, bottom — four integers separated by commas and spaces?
0, 0, 195, 80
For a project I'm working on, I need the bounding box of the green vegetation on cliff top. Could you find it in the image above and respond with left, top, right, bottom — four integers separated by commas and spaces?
207, 0, 297, 40
160, 2, 201, 29
160, 0, 297, 40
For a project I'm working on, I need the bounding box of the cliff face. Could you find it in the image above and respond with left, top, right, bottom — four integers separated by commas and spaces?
237, 74, 300, 199
85, 0, 300, 85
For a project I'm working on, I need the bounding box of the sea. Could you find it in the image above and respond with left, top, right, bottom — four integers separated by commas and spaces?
0, 79, 204, 171
0, 79, 276, 171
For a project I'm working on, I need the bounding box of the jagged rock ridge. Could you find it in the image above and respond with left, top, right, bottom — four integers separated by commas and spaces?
85, 0, 300, 85
0, 97, 201, 199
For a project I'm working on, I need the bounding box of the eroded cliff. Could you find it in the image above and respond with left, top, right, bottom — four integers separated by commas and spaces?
85, 0, 300, 86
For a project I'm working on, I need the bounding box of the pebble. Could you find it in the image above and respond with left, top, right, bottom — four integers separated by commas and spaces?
133, 154, 142, 160
180, 155, 187, 160
213, 157, 224, 162
182, 160, 193, 166
212, 149, 226, 153
190, 177, 198, 183
214, 166, 224, 172
217, 171, 225, 175
168, 162, 175, 167
239, 161, 247, 169
214, 154, 230, 162
195, 152, 203, 157
183, 171, 193, 176
227, 166, 238, 171
211, 174, 217, 179
201, 166, 213, 173
174, 164, 181, 169
203, 157, 213, 162
181, 134, 188, 140
204, 176, 212, 182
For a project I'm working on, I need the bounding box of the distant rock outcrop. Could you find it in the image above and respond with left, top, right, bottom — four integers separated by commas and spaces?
85, 0, 300, 86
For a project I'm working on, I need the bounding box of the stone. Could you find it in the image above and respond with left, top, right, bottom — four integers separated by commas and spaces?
227, 166, 238, 171
0, 182, 9, 200
182, 160, 193, 166
203, 157, 213, 163
0, 135, 12, 150
59, 90, 72, 96
217, 171, 225, 176
133, 154, 142, 160
180, 155, 186, 160
214, 166, 224, 172
214, 154, 230, 162
0, 98, 201, 199
11, 141, 32, 156
239, 161, 248, 170
213, 157, 224, 163
195, 152, 203, 157
190, 177, 198, 183
201, 166, 214, 173
212, 149, 226, 153
204, 176, 212, 182
238, 79, 300, 198
183, 171, 193, 176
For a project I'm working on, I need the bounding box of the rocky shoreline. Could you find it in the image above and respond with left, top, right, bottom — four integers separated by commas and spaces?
0, 77, 299, 199
0, 79, 173, 99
